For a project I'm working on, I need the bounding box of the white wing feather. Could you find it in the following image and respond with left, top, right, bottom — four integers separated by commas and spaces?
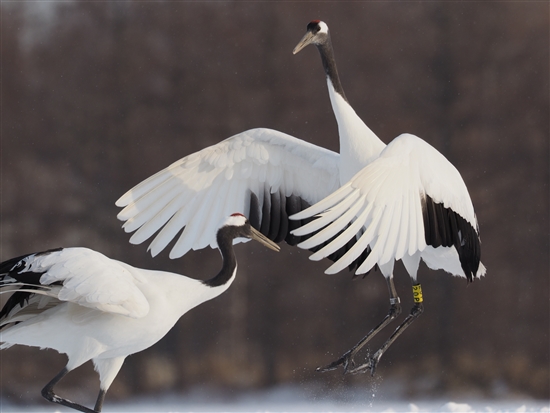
117, 128, 340, 258
26, 248, 150, 318
292, 134, 479, 276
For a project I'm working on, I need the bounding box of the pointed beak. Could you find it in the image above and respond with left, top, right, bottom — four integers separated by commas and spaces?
293, 31, 315, 55
249, 227, 280, 252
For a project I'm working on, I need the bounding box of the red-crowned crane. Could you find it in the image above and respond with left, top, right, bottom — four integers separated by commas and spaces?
0, 214, 279, 413
290, 21, 486, 375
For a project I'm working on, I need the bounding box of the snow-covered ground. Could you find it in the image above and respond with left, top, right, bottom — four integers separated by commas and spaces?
1, 386, 548, 413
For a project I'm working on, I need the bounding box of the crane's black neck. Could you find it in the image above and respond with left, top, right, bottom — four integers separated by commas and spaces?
202, 227, 238, 288
317, 39, 348, 102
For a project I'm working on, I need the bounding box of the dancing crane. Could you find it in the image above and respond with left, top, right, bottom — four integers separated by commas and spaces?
290, 21, 486, 375
0, 214, 279, 413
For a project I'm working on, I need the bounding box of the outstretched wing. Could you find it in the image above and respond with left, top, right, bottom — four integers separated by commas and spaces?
0, 248, 149, 322
291, 134, 484, 280
116, 128, 340, 259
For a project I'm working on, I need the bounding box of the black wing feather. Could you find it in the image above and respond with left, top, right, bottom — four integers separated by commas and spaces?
0, 248, 63, 322
422, 194, 481, 282
249, 190, 372, 275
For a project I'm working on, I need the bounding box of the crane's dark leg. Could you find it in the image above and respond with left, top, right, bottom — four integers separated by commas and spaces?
349, 284, 425, 376
94, 389, 107, 412
317, 275, 402, 374
41, 367, 98, 413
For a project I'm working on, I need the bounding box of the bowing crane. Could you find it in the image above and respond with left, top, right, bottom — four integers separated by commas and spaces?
115, 22, 386, 269
0, 214, 279, 413
290, 21, 486, 375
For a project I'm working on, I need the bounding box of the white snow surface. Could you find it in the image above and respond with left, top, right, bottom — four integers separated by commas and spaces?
1, 386, 548, 413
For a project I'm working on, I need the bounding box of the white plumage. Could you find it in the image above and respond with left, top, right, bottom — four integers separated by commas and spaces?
116, 23, 385, 265
116, 19, 485, 375
293, 133, 485, 279
289, 21, 485, 375
117, 128, 341, 258
0, 214, 279, 413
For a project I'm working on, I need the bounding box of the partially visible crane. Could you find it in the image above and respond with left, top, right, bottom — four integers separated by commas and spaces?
0, 214, 279, 413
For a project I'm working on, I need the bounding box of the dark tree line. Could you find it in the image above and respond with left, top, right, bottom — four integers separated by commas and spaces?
1, 2, 548, 404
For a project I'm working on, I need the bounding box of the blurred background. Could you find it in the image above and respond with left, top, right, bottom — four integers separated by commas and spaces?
1, 1, 548, 408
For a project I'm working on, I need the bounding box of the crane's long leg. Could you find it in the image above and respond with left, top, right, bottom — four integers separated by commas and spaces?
41, 367, 97, 413
91, 356, 125, 413
94, 389, 107, 412
317, 275, 402, 374
348, 284, 425, 376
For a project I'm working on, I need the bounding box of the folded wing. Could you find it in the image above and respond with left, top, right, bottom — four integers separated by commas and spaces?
0, 248, 150, 322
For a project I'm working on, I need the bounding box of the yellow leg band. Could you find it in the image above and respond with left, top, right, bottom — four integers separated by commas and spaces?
412, 284, 423, 303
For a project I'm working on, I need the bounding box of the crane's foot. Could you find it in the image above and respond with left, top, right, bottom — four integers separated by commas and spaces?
316, 283, 403, 376
42, 388, 98, 413
347, 301, 425, 376
42, 367, 99, 413
347, 349, 383, 376
316, 349, 356, 374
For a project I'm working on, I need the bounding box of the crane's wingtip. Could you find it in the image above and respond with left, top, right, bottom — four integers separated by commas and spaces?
118, 209, 136, 222
168, 249, 186, 260
477, 262, 487, 277
147, 246, 160, 258
308, 253, 323, 262
291, 228, 312, 237
115, 194, 131, 208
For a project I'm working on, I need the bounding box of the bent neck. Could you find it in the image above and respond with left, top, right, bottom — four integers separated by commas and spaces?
202, 229, 237, 288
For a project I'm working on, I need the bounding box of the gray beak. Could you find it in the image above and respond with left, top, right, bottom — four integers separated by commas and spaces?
249, 226, 280, 252
293, 31, 315, 55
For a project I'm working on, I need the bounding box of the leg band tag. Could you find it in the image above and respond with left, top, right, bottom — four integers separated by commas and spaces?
412, 284, 423, 303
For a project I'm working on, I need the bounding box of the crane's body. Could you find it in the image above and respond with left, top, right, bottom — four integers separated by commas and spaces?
1, 254, 221, 363
290, 20, 485, 375
0, 214, 279, 413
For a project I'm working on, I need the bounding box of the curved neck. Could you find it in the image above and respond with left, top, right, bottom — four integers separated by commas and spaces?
317, 39, 347, 102
202, 228, 237, 288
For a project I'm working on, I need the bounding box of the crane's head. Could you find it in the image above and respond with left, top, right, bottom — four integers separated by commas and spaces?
219, 213, 280, 252
293, 20, 330, 54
